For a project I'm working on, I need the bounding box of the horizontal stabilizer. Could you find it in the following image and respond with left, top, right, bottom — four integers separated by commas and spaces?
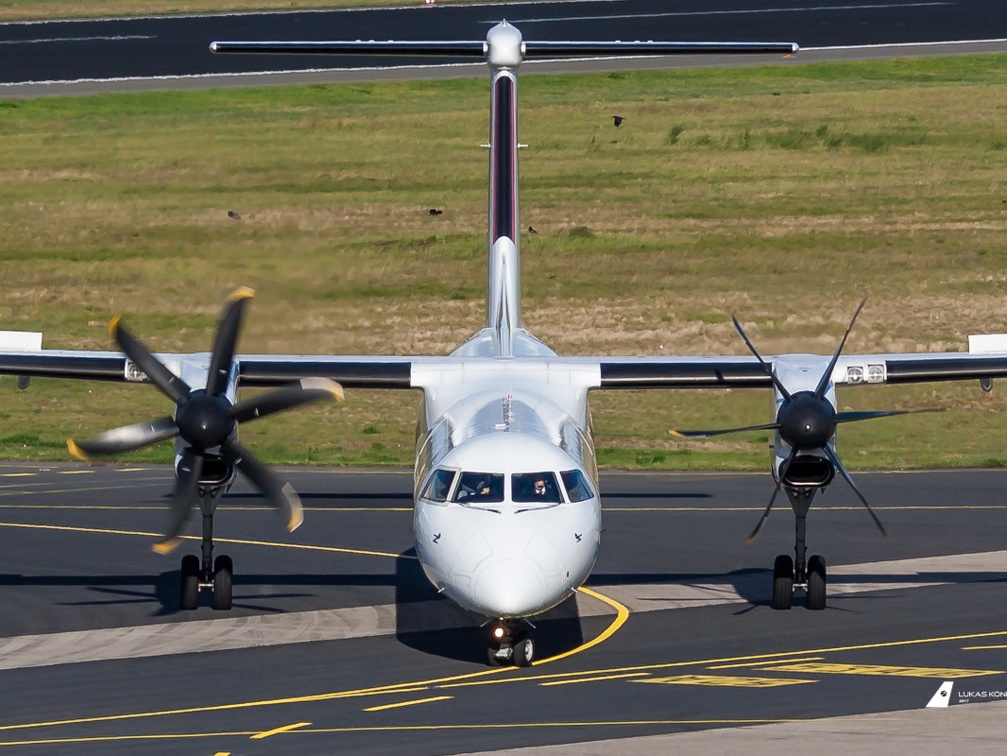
523, 41, 798, 57
210, 40, 798, 58
210, 41, 485, 56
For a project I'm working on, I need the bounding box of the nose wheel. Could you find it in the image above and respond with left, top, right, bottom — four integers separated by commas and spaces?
177, 488, 234, 611
768, 488, 828, 610
487, 621, 535, 667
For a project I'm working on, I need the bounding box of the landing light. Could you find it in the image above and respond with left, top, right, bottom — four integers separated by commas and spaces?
493, 626, 505, 639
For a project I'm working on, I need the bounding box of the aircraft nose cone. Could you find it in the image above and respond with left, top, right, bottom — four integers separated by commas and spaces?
473, 559, 545, 617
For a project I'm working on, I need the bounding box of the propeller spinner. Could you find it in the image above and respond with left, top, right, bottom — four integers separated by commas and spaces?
68, 287, 343, 553
671, 299, 938, 541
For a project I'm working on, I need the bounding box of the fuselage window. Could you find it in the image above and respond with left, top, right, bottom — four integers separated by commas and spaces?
560, 469, 595, 502
422, 468, 456, 502
453, 472, 505, 503
512, 472, 562, 504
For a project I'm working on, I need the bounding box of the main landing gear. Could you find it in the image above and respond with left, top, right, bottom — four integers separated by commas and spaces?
178, 487, 234, 611
770, 487, 827, 611
487, 620, 535, 667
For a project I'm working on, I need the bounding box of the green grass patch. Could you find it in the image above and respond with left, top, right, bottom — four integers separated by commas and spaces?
3, 55, 1007, 469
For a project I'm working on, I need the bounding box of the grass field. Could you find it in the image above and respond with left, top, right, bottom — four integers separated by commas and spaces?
2, 54, 1007, 469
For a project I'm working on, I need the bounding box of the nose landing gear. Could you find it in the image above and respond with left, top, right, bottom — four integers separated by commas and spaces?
769, 487, 827, 611
487, 620, 535, 667
178, 487, 234, 611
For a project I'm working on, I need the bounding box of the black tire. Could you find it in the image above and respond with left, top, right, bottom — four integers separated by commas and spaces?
806, 554, 827, 611
179, 554, 200, 611
512, 637, 535, 668
771, 554, 794, 610
212, 554, 233, 611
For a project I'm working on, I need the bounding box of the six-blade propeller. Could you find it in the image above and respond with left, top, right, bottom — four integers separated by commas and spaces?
670, 299, 939, 542
68, 287, 344, 553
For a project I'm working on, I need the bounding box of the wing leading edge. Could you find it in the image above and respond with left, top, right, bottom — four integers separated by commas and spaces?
7, 350, 1007, 392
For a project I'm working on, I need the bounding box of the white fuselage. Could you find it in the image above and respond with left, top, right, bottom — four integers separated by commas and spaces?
411, 334, 603, 619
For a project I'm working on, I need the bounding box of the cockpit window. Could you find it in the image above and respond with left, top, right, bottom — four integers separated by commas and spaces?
512, 472, 562, 504
560, 469, 594, 502
453, 472, 505, 503
422, 468, 456, 502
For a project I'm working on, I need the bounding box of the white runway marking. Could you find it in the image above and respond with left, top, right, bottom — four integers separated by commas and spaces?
510, 2, 951, 25
0, 35, 154, 45
1, 550, 1004, 670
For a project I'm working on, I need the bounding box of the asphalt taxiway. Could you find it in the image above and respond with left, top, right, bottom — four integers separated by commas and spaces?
0, 462, 1005, 753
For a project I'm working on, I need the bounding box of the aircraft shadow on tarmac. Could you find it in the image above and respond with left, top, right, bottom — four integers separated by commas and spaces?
586, 568, 1007, 613
0, 550, 586, 664
3, 564, 1006, 662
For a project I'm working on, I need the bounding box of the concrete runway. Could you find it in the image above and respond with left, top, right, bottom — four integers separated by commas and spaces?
0, 462, 1005, 753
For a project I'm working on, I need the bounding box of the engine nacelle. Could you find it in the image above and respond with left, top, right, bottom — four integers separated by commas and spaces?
781, 454, 835, 488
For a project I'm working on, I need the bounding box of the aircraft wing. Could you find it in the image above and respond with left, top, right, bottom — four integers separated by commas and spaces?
0, 349, 417, 389
4, 350, 1007, 391
593, 352, 1007, 389
0, 349, 128, 382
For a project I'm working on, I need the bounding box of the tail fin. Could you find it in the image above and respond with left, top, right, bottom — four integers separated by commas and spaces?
486, 27, 522, 356
211, 26, 797, 358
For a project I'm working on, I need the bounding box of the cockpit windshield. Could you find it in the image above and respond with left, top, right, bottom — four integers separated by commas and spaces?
560, 469, 595, 502
512, 471, 562, 504
453, 472, 505, 503
421, 468, 456, 502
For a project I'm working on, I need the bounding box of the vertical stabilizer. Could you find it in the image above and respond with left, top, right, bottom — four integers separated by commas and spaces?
209, 25, 797, 361
486, 23, 523, 357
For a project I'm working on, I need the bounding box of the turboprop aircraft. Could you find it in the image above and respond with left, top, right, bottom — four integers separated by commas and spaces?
5, 22, 1007, 666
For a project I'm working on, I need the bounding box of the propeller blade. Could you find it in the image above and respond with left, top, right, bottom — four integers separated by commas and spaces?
731, 314, 792, 402
152, 449, 204, 554
110, 316, 191, 405
814, 297, 867, 399
206, 287, 254, 398
223, 439, 304, 532
230, 378, 344, 425
670, 422, 779, 438
68, 416, 179, 459
746, 481, 781, 544
746, 446, 798, 543
835, 408, 942, 424
822, 445, 887, 537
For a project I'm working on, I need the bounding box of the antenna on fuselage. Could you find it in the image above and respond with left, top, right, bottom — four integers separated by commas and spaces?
211, 26, 798, 358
